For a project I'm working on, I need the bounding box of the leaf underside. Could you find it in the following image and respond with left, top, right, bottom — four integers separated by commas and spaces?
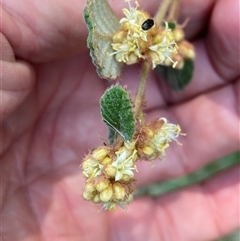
84, 0, 123, 80
155, 59, 194, 91
100, 85, 135, 144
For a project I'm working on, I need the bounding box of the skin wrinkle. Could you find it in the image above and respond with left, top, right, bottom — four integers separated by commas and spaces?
2, 4, 51, 61
25, 175, 54, 240
202, 185, 223, 237
53, 182, 81, 238
2, 186, 39, 238
155, 200, 179, 241
203, 38, 225, 84
1, 5, 39, 58
201, 166, 240, 237
232, 81, 240, 118
205, 39, 236, 85
154, 184, 217, 241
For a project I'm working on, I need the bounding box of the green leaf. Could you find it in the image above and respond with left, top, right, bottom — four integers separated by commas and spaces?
84, 0, 123, 80
155, 59, 194, 91
168, 21, 176, 30
161, 21, 176, 30
100, 85, 135, 143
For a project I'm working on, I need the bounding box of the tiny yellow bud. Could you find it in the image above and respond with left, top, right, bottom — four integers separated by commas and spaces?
83, 190, 94, 200
93, 194, 101, 203
178, 41, 195, 59
100, 186, 113, 202
142, 145, 155, 156
105, 165, 117, 178
173, 28, 185, 42
152, 34, 163, 45
85, 182, 96, 193
121, 174, 132, 181
101, 156, 112, 166
92, 148, 108, 160
126, 53, 139, 65
112, 31, 126, 43
113, 183, 126, 201
95, 179, 110, 192
122, 21, 130, 31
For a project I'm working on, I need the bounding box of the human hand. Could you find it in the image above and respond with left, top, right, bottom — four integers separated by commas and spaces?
1, 0, 239, 240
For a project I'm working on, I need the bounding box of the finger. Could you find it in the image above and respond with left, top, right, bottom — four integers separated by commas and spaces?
134, 80, 239, 185
110, 166, 239, 241
1, 0, 87, 62
206, 0, 240, 80
178, 0, 216, 39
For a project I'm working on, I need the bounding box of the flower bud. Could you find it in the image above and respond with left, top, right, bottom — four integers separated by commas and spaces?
122, 21, 130, 31
112, 31, 126, 43
126, 53, 139, 65
101, 156, 112, 166
178, 41, 195, 59
85, 181, 96, 193
142, 145, 155, 156
173, 28, 185, 42
121, 174, 133, 182
92, 148, 107, 160
83, 189, 94, 200
152, 33, 163, 45
113, 183, 126, 201
95, 179, 110, 192
105, 165, 117, 178
93, 194, 101, 203
100, 186, 113, 202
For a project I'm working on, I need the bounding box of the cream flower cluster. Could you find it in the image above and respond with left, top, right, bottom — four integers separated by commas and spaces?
110, 0, 178, 68
82, 117, 184, 210
137, 118, 184, 160
82, 142, 137, 210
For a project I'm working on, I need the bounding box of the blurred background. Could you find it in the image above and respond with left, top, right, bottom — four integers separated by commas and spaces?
135, 152, 240, 241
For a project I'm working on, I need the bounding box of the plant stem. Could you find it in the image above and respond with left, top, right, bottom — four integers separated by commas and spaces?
134, 62, 150, 120
154, 0, 173, 24
133, 0, 180, 120
167, 0, 180, 20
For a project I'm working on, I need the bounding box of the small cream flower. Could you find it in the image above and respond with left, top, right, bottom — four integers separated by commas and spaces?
82, 158, 103, 179
112, 36, 144, 63
110, 0, 178, 68
153, 118, 183, 155
112, 147, 138, 181
149, 24, 178, 68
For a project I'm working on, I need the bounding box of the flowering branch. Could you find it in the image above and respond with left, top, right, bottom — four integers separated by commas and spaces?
133, 62, 150, 120
82, 0, 195, 210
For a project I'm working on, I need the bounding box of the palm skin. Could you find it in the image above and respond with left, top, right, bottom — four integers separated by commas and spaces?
1, 0, 239, 240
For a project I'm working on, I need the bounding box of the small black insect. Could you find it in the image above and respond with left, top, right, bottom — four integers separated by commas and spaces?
141, 19, 154, 31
